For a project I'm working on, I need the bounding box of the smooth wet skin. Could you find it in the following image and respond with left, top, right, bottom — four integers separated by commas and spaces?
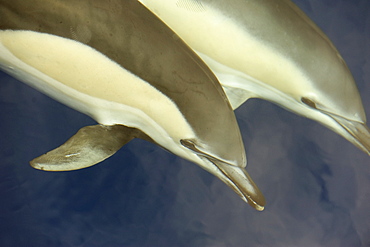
0, 0, 265, 210
139, 0, 370, 156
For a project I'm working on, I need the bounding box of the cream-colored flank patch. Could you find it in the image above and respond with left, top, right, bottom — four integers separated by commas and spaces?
139, 0, 314, 99
175, 0, 206, 12
0, 30, 195, 140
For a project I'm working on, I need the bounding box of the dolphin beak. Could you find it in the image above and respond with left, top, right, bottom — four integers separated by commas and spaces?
206, 157, 266, 211
181, 139, 265, 210
328, 114, 370, 155
180, 139, 246, 168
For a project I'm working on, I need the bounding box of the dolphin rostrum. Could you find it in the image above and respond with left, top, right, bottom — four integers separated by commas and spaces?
139, 0, 370, 156
0, 0, 265, 210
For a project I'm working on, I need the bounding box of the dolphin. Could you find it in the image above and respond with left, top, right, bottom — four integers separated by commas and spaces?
139, 0, 370, 155
0, 0, 265, 210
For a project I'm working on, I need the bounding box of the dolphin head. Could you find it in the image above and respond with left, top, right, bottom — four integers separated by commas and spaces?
137, 0, 370, 155
228, 0, 370, 156
298, 91, 370, 156
271, 1, 370, 155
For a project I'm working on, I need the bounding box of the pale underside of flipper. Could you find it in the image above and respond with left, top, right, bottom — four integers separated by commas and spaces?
30, 125, 150, 171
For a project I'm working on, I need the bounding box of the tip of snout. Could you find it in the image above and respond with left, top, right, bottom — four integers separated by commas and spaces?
329, 115, 370, 156
212, 161, 266, 211
253, 202, 265, 211
181, 139, 265, 210
351, 123, 370, 156
236, 169, 266, 211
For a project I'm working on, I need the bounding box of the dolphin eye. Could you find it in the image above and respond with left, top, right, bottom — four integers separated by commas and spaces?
301, 97, 317, 109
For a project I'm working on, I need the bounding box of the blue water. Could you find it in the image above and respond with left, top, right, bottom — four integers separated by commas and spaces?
1, 0, 369, 246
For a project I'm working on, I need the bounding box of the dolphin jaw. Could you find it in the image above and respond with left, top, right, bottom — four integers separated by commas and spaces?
179, 139, 265, 210
180, 139, 246, 168
301, 98, 370, 155
297, 98, 370, 155
202, 156, 266, 211
325, 113, 370, 156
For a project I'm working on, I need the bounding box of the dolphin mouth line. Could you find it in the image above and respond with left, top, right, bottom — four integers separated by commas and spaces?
215, 163, 261, 209
316, 110, 370, 155
180, 139, 265, 210
330, 116, 370, 155
180, 139, 243, 167
204, 157, 265, 211
304, 101, 370, 155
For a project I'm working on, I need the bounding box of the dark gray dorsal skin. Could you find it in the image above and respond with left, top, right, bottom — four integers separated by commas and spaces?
0, 0, 244, 166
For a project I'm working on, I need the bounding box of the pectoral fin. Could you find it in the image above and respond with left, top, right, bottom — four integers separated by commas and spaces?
30, 124, 145, 171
